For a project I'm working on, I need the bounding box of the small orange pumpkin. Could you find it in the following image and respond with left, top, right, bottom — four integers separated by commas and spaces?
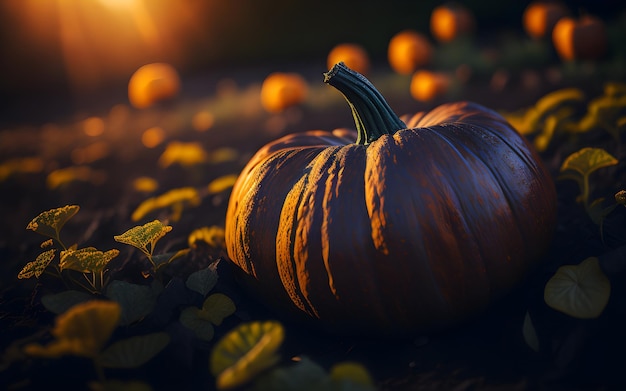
430, 3, 474, 43
260, 72, 308, 113
410, 70, 451, 102
327, 43, 370, 76
522, 1, 569, 40
128, 63, 180, 109
552, 15, 607, 61
387, 30, 433, 75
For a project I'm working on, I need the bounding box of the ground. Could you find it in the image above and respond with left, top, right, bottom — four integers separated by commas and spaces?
1, 56, 626, 391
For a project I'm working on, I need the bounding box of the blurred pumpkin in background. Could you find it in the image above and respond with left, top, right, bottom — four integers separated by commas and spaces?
430, 2, 475, 42
552, 15, 607, 61
522, 1, 569, 40
387, 30, 433, 74
327, 43, 370, 75
260, 72, 309, 113
128, 63, 181, 109
410, 70, 451, 102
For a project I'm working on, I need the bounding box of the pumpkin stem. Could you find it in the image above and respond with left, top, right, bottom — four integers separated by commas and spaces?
324, 62, 406, 145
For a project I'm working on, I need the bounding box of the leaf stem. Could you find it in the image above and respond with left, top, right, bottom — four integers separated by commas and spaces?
323, 62, 406, 145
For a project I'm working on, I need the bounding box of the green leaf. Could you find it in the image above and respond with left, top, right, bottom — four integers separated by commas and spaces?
41, 290, 94, 314
179, 307, 215, 341
59, 247, 119, 273
329, 362, 375, 390
153, 248, 190, 270
253, 357, 329, 391
105, 280, 157, 325
99, 332, 170, 368
201, 293, 236, 325
210, 321, 284, 390
544, 257, 611, 319
559, 147, 618, 178
186, 260, 219, 296
114, 220, 172, 253
18, 249, 56, 279
522, 311, 539, 352
26, 205, 79, 239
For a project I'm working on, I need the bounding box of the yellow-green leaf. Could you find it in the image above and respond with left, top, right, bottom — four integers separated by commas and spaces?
59, 247, 120, 273
18, 249, 56, 279
210, 321, 284, 390
114, 220, 172, 252
201, 293, 236, 326
559, 147, 618, 177
188, 226, 225, 249
26, 205, 79, 239
158, 141, 209, 168
524, 88, 584, 131
329, 362, 375, 388
24, 300, 120, 358
207, 174, 238, 194
131, 187, 201, 222
544, 257, 611, 319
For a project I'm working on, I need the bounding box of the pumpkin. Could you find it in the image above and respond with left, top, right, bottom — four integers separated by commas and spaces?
522, 1, 569, 40
387, 30, 433, 75
128, 63, 180, 109
430, 3, 474, 43
225, 63, 557, 336
260, 72, 309, 113
327, 43, 370, 76
410, 70, 451, 102
552, 15, 607, 61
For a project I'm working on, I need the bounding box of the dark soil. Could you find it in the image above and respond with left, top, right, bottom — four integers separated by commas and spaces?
1, 61, 626, 391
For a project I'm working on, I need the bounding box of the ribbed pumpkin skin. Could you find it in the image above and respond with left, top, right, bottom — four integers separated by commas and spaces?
225, 101, 556, 336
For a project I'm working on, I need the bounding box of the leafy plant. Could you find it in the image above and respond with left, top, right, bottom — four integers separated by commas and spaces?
19, 205, 119, 294
131, 187, 201, 222
209, 320, 376, 390
544, 257, 611, 319
24, 300, 170, 382
114, 220, 173, 273
559, 147, 619, 233
179, 293, 236, 341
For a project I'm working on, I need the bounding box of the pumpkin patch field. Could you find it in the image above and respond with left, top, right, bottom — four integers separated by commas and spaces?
2, 1, 626, 390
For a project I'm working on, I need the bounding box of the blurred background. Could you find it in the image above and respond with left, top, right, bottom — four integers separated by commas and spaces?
0, 0, 623, 125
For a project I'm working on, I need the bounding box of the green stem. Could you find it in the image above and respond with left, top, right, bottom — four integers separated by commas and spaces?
324, 62, 406, 145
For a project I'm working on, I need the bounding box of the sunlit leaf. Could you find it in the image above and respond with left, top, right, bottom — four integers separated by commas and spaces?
522, 311, 540, 352
329, 362, 375, 389
47, 166, 107, 189
106, 280, 158, 325
179, 307, 215, 341
207, 174, 238, 194
114, 220, 172, 253
186, 260, 220, 296
544, 257, 611, 319
59, 247, 119, 273
26, 205, 79, 239
99, 332, 170, 368
210, 321, 284, 390
41, 290, 94, 315
158, 141, 208, 168
18, 249, 56, 279
523, 88, 584, 132
0, 157, 44, 182
24, 300, 120, 358
40, 239, 54, 248
559, 147, 618, 177
201, 293, 236, 325
131, 187, 201, 222
188, 226, 225, 249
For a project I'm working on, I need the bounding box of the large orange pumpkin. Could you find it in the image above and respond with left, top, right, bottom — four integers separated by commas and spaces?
522, 1, 569, 40
430, 3, 475, 43
552, 15, 607, 61
225, 63, 557, 336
